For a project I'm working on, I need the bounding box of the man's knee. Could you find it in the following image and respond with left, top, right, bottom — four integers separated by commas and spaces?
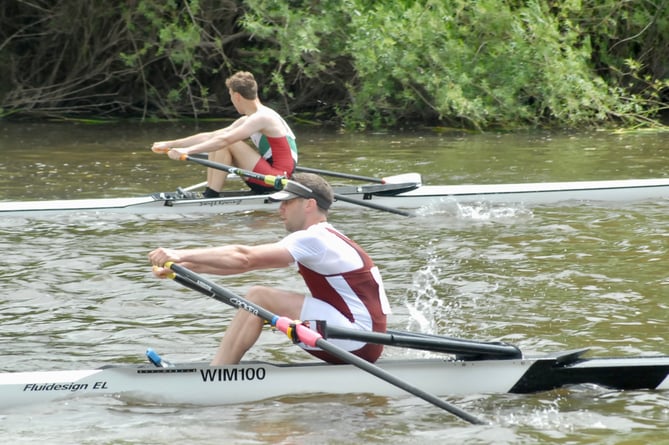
245, 285, 272, 304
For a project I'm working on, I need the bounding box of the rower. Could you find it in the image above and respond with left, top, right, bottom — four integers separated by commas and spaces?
149, 172, 391, 365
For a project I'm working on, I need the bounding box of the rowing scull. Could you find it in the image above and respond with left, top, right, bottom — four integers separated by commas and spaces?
2, 176, 669, 217
3, 348, 668, 410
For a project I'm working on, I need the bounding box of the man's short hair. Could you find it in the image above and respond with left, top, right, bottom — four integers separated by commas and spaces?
225, 71, 258, 100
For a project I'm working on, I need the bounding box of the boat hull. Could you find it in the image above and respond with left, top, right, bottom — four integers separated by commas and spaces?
400, 178, 669, 205
3, 351, 669, 410
2, 178, 669, 216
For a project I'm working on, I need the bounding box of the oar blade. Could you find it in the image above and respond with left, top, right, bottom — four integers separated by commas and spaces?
382, 173, 422, 186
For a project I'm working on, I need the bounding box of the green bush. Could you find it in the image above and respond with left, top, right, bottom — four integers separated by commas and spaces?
1, 0, 667, 129
241, 0, 668, 129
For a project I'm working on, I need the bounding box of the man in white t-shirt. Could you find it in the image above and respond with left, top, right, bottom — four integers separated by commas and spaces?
149, 173, 391, 365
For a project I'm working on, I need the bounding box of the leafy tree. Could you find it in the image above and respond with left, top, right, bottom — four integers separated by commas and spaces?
241, 0, 668, 129
0, 0, 667, 129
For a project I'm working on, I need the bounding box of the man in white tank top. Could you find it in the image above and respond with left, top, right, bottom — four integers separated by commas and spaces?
149, 173, 392, 365
151, 71, 298, 197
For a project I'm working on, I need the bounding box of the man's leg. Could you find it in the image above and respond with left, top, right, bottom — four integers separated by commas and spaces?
210, 286, 305, 365
207, 148, 231, 193
207, 141, 262, 193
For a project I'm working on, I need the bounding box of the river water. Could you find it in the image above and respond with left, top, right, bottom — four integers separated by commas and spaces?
1, 122, 668, 444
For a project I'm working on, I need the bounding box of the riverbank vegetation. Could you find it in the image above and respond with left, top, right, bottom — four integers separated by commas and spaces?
1, 0, 667, 130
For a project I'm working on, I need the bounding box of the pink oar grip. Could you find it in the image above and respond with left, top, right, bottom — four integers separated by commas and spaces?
274, 317, 322, 347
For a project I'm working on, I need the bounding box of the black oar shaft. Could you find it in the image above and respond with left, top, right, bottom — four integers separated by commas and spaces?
183, 156, 414, 217
169, 265, 277, 322
295, 166, 384, 183
333, 192, 414, 217
166, 263, 484, 425
187, 155, 385, 184
323, 325, 521, 358
313, 338, 484, 425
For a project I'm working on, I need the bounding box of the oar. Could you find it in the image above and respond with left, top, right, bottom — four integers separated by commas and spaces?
180, 155, 287, 189
331, 192, 414, 216
318, 323, 522, 359
163, 262, 485, 425
188, 156, 420, 187
295, 166, 386, 183
180, 155, 415, 217
182, 181, 208, 192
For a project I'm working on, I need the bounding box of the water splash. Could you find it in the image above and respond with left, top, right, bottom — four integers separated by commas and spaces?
402, 243, 453, 336
416, 198, 534, 222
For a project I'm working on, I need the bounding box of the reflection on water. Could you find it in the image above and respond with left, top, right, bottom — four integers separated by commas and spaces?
1, 123, 668, 443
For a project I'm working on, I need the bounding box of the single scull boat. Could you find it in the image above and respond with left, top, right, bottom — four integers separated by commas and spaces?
2, 174, 669, 217
4, 266, 668, 414
2, 347, 668, 410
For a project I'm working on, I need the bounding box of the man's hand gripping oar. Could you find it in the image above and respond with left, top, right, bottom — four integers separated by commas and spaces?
160, 262, 485, 425
151, 146, 287, 189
